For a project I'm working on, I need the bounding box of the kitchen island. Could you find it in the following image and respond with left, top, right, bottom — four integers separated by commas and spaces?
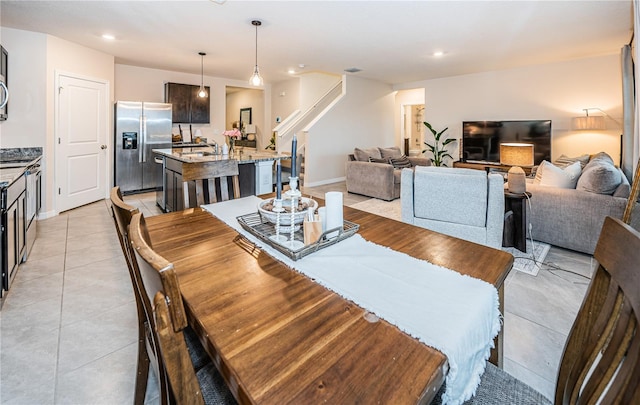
153, 146, 290, 212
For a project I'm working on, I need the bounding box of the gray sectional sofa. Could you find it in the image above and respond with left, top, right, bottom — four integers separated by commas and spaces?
345, 146, 430, 201
524, 152, 638, 255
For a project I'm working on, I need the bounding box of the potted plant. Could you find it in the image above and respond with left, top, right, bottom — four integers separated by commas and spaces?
422, 121, 456, 167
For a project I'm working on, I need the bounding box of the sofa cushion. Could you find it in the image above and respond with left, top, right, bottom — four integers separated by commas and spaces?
368, 156, 390, 164
589, 151, 615, 166
378, 146, 403, 159
413, 167, 488, 227
389, 155, 412, 169
535, 160, 582, 189
577, 157, 622, 195
553, 154, 590, 169
612, 168, 631, 198
354, 147, 382, 162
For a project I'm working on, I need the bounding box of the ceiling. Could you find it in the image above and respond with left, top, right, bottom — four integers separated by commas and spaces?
0, 1, 633, 85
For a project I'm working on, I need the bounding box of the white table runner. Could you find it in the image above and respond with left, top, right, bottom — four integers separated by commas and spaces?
202, 197, 501, 405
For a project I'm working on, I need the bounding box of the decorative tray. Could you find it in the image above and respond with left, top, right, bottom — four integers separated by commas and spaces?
236, 212, 359, 261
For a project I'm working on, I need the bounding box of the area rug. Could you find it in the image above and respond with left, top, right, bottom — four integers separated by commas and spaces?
503, 240, 550, 276
349, 198, 402, 221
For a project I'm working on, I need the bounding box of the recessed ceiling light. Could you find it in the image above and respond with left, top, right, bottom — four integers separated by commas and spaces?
102, 34, 115, 40
433, 51, 445, 57
298, 64, 306, 69
288, 69, 296, 74
344, 67, 362, 73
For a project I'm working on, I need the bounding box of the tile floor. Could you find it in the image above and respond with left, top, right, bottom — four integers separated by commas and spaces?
0, 182, 593, 403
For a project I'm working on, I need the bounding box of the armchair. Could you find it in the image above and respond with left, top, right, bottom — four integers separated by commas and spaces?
401, 166, 504, 249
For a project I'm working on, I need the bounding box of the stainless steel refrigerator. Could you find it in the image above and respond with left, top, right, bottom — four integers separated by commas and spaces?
114, 101, 172, 194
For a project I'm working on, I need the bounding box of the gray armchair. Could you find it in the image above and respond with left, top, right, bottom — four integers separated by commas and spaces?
401, 166, 504, 249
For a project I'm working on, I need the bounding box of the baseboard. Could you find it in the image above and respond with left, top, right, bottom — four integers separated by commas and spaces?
38, 210, 57, 220
304, 176, 346, 188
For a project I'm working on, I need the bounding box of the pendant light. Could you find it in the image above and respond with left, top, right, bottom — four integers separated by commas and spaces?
249, 20, 264, 86
197, 52, 208, 98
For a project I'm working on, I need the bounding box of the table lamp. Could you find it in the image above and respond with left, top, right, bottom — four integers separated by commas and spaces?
500, 143, 534, 194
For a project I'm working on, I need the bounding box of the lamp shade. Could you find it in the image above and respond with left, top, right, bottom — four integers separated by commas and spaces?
572, 115, 605, 130
500, 143, 534, 167
500, 143, 534, 194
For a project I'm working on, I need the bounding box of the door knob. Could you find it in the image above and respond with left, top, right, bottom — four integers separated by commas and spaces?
100, 145, 107, 150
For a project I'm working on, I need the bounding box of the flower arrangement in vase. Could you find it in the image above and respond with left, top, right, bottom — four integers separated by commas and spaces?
223, 128, 241, 154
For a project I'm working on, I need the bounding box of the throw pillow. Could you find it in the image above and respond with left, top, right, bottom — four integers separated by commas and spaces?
589, 151, 615, 166
368, 156, 390, 164
576, 157, 622, 195
354, 147, 382, 162
553, 154, 590, 169
389, 155, 412, 169
612, 168, 631, 198
536, 160, 582, 188
378, 146, 402, 159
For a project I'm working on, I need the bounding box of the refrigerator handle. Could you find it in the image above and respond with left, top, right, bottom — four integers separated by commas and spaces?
138, 115, 144, 163
142, 115, 148, 163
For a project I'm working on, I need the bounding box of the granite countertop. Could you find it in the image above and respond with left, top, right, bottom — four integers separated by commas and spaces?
0, 147, 43, 188
153, 146, 290, 164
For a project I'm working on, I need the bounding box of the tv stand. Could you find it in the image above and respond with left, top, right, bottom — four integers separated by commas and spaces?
453, 161, 533, 175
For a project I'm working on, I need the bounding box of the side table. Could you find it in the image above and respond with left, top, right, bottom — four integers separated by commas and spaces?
502, 190, 531, 252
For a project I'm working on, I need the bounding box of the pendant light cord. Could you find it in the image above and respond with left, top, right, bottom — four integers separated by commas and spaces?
252, 20, 261, 69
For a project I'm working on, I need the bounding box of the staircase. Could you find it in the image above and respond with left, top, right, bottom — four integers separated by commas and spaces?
273, 79, 344, 186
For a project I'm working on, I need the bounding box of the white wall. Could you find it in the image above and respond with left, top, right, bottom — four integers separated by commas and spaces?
115, 64, 271, 148
271, 78, 300, 129
415, 54, 623, 164
0, 28, 47, 149
299, 72, 341, 112
305, 75, 395, 186
0, 28, 114, 217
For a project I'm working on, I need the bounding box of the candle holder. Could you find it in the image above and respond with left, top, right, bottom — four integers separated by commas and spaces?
285, 176, 302, 199
284, 198, 305, 250
269, 198, 288, 244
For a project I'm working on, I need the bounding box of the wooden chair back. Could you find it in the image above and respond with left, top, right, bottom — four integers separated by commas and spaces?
182, 160, 240, 208
110, 186, 139, 275
129, 212, 188, 332
153, 290, 205, 405
109, 186, 151, 404
129, 212, 199, 404
555, 216, 640, 404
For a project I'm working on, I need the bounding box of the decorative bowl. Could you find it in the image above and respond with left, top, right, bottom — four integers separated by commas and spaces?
258, 197, 318, 227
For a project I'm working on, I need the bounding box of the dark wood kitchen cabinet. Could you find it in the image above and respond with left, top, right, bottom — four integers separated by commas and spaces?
164, 82, 210, 124
2, 175, 26, 298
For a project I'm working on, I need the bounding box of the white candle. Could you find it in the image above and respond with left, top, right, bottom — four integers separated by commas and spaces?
325, 191, 343, 238
291, 134, 297, 178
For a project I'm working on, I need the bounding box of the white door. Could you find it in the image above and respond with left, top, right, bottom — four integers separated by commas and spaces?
55, 73, 109, 213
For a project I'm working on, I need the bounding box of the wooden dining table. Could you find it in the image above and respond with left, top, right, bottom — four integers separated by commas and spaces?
145, 200, 513, 404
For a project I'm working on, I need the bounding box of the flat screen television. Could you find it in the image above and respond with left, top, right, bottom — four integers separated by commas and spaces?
462, 120, 551, 165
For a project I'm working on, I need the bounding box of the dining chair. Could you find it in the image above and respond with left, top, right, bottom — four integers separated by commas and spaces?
129, 212, 236, 405
111, 187, 211, 404
109, 186, 152, 404
182, 160, 240, 208
433, 216, 640, 404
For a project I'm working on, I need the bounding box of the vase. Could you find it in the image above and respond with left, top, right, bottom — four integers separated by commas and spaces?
229, 138, 235, 155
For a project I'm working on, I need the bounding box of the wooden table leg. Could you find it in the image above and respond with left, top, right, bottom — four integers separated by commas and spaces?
489, 283, 504, 368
